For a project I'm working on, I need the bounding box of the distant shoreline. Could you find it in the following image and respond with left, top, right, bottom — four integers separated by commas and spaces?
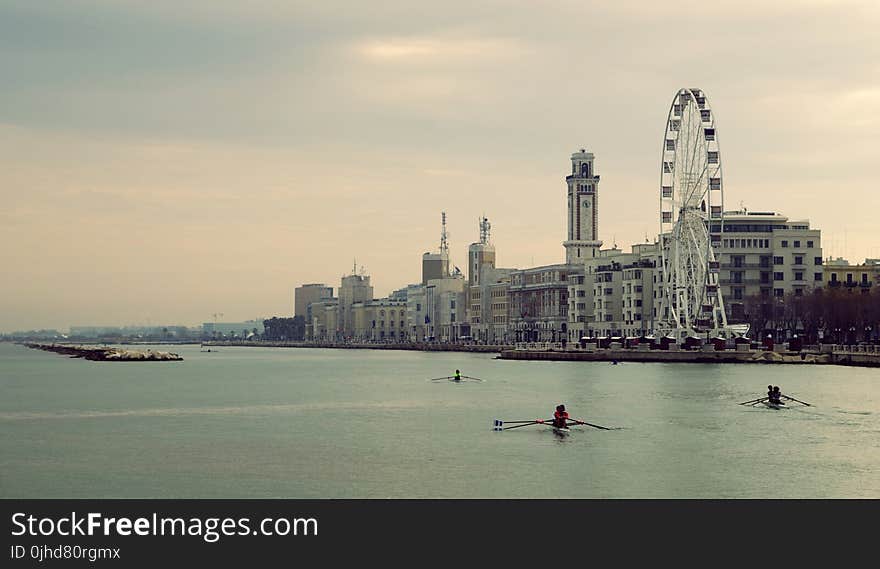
202, 340, 880, 368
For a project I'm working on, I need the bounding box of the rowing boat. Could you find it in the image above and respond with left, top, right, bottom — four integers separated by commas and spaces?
552, 426, 571, 436
763, 401, 785, 410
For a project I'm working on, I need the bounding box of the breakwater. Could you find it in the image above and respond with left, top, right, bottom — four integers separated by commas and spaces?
25, 343, 183, 361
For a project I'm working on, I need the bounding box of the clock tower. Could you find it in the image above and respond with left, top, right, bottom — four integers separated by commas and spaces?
564, 148, 603, 263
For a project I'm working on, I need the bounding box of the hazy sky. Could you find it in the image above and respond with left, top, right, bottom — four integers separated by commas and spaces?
2, 0, 879, 332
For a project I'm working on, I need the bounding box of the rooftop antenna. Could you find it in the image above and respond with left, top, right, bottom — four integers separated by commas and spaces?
440, 211, 449, 254
479, 215, 491, 245
352, 258, 357, 276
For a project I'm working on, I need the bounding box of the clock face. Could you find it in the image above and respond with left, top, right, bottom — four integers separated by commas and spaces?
583, 200, 590, 208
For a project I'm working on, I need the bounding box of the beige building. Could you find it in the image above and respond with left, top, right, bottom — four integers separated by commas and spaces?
466, 217, 513, 343
309, 301, 338, 341
425, 275, 467, 341
714, 210, 823, 322
351, 299, 408, 341
294, 283, 333, 318
824, 258, 880, 293
338, 271, 373, 339
509, 264, 576, 342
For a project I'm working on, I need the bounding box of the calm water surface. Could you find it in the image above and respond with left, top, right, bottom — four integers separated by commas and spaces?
1, 343, 878, 498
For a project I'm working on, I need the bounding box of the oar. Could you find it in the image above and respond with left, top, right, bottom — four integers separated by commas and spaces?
462, 375, 485, 381
781, 394, 812, 406
570, 419, 614, 431
428, 377, 453, 381
497, 419, 547, 424
739, 397, 768, 405
502, 421, 545, 430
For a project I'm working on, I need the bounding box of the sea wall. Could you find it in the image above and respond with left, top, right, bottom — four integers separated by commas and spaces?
24, 343, 183, 361
203, 340, 508, 353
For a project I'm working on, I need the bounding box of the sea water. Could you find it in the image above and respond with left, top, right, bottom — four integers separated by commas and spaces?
1, 343, 878, 498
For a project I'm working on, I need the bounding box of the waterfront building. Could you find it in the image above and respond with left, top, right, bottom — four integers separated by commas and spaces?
338, 269, 374, 339
351, 298, 408, 341
509, 264, 577, 342
294, 283, 333, 318
295, 283, 335, 340
309, 301, 338, 341
425, 275, 467, 342
714, 210, 823, 321
565, 242, 661, 340
824, 257, 880, 292
406, 284, 428, 341
466, 217, 514, 344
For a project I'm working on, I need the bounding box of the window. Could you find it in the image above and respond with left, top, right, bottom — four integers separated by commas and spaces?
734, 288, 743, 300
781, 240, 789, 248
450, 300, 456, 309
733, 271, 744, 284
761, 272, 770, 284
814, 273, 822, 282
814, 257, 823, 265
795, 288, 803, 297
807, 241, 814, 248
794, 256, 803, 265
794, 240, 801, 248
773, 256, 783, 265
773, 272, 784, 281
774, 288, 784, 298
794, 271, 804, 281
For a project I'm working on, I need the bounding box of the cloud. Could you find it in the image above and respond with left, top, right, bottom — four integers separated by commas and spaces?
355, 36, 528, 63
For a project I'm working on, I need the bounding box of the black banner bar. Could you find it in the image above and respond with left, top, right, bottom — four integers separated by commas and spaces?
1, 500, 872, 565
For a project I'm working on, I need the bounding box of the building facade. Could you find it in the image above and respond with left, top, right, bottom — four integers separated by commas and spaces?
338, 272, 374, 339
824, 258, 880, 293
714, 210, 823, 321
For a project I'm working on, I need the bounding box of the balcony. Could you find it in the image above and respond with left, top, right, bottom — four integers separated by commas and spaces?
720, 263, 763, 269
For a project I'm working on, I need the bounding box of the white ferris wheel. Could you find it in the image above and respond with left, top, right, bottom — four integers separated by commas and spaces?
657, 87, 729, 340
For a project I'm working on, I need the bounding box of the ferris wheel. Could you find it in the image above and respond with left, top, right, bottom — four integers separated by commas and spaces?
656, 87, 729, 339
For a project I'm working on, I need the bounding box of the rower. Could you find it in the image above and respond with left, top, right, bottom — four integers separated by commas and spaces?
454, 369, 462, 382
772, 386, 784, 405
767, 385, 774, 402
553, 404, 570, 428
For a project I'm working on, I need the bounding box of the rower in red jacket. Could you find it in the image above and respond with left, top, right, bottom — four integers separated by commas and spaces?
553, 404, 570, 428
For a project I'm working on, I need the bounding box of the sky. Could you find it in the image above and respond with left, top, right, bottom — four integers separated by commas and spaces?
2, 0, 879, 332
